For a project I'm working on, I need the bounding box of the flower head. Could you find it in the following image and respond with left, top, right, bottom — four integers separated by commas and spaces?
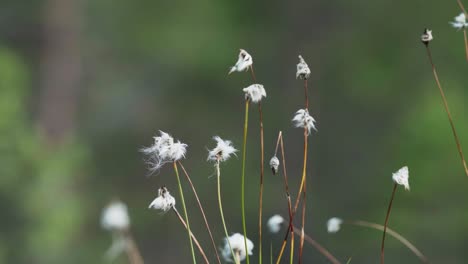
450, 13, 468, 30
148, 186, 176, 212
327, 217, 343, 233
101, 200, 130, 231
207, 136, 237, 162
392, 166, 410, 190
269, 156, 280, 175
267, 214, 284, 234
292, 109, 317, 134
243, 84, 266, 103
221, 233, 254, 263
141, 131, 188, 172
296, 55, 311, 80
421, 28, 433, 44
229, 49, 253, 75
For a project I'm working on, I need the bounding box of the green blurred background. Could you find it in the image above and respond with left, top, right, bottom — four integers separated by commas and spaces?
1, 0, 468, 263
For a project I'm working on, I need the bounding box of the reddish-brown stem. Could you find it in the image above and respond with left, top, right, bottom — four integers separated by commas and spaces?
178, 161, 221, 264
293, 226, 341, 264
381, 183, 398, 264
250, 65, 257, 82
304, 79, 309, 110
274, 132, 295, 264
172, 207, 210, 264
425, 45, 468, 176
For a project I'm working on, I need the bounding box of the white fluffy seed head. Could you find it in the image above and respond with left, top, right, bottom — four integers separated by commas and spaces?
292, 109, 317, 135
267, 214, 285, 234
269, 156, 280, 175
296, 55, 311, 80
243, 84, 266, 103
450, 13, 468, 30
148, 187, 176, 212
207, 136, 237, 162
221, 233, 254, 263
421, 28, 433, 44
229, 49, 253, 75
392, 166, 410, 190
141, 131, 188, 172
101, 200, 130, 231
327, 217, 343, 233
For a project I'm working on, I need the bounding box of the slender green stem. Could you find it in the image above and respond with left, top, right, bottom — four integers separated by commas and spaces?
216, 160, 236, 262
298, 128, 308, 264
348, 220, 429, 263
179, 161, 222, 264
381, 183, 398, 264
172, 207, 210, 264
173, 162, 197, 264
258, 101, 265, 264
289, 228, 294, 264
241, 99, 250, 264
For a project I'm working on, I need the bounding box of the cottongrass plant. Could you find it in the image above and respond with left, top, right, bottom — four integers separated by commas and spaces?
293, 55, 316, 264
380, 166, 410, 264
421, 29, 468, 177
207, 136, 238, 262
101, 200, 144, 264
149, 187, 210, 264
109, 37, 468, 262
229, 48, 268, 264
141, 132, 196, 263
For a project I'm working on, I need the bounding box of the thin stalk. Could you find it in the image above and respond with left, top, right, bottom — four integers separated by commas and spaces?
173, 162, 197, 264
241, 99, 251, 264
123, 231, 144, 264
381, 183, 398, 264
178, 161, 222, 264
270, 242, 273, 264
275, 132, 295, 264
456, 0, 468, 16
425, 45, 468, 176
298, 127, 309, 264
292, 226, 341, 264
348, 220, 429, 263
464, 30, 468, 62
216, 160, 236, 262
235, 250, 241, 264
258, 101, 265, 264
172, 207, 210, 264
250, 64, 264, 264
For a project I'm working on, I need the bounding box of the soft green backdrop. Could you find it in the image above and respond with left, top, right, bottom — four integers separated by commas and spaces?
1, 0, 468, 263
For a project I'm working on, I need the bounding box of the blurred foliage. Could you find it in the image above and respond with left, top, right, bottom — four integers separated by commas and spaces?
1, 0, 468, 263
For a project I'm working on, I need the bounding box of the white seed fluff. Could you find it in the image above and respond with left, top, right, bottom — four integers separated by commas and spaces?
221, 233, 254, 263
243, 84, 266, 103
392, 166, 410, 190
229, 49, 253, 74
327, 217, 343, 233
267, 214, 285, 234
